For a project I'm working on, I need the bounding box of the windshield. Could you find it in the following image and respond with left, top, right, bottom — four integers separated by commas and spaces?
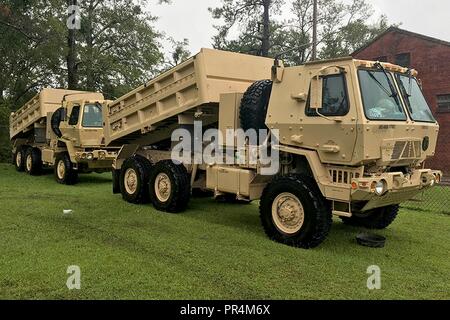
82, 104, 103, 128
395, 74, 435, 122
358, 69, 407, 120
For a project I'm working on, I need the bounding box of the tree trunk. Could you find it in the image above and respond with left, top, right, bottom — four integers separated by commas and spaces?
261, 0, 271, 57
85, 1, 95, 91
67, 0, 78, 89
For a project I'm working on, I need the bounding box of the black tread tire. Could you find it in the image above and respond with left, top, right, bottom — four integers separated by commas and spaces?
24, 147, 42, 176
112, 169, 121, 194
54, 153, 78, 185
260, 174, 332, 249
119, 155, 152, 204
341, 205, 400, 230
14, 147, 26, 172
149, 160, 191, 213
240, 80, 273, 133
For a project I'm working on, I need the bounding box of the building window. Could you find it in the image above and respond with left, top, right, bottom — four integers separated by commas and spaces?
374, 56, 388, 62
395, 53, 411, 68
437, 94, 450, 113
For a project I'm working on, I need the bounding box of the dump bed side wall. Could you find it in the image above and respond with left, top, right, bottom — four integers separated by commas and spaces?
103, 48, 274, 146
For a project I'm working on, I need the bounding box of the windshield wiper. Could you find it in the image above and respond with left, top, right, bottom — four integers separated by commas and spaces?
366, 70, 393, 97
374, 62, 404, 113
374, 62, 398, 98
406, 69, 413, 97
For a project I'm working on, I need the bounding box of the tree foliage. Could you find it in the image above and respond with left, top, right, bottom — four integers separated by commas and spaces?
0, 0, 170, 161
211, 0, 394, 65
209, 0, 284, 57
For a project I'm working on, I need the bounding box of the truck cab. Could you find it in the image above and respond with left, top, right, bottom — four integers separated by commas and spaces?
61, 99, 108, 148
267, 58, 441, 220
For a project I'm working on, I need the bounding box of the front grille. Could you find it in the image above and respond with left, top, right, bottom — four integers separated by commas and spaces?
392, 140, 421, 160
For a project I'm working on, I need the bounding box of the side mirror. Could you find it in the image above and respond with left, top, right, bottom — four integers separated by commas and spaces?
310, 75, 323, 109
271, 65, 285, 83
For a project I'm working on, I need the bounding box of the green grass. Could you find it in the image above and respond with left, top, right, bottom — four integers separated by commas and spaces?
0, 163, 449, 300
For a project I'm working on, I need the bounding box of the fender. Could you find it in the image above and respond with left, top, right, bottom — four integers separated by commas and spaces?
273, 144, 330, 194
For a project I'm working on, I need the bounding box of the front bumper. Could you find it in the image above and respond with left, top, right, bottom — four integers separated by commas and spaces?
75, 150, 117, 162
351, 169, 442, 211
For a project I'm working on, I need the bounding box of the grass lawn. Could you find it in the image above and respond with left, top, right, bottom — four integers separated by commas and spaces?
0, 163, 449, 300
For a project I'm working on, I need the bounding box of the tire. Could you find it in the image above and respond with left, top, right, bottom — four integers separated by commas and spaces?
119, 155, 151, 204
51, 107, 64, 138
149, 160, 191, 213
112, 169, 121, 194
240, 79, 273, 133
259, 174, 332, 249
341, 205, 399, 230
24, 147, 42, 176
54, 153, 78, 185
14, 147, 26, 172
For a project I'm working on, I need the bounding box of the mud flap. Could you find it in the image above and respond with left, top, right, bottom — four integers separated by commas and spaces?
112, 169, 121, 194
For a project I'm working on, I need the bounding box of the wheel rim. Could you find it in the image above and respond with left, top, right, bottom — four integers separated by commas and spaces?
154, 173, 171, 202
26, 154, 32, 172
124, 168, 138, 195
16, 151, 22, 167
57, 160, 66, 179
272, 192, 305, 235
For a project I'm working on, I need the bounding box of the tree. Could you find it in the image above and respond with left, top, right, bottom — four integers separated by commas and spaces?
0, 0, 64, 105
210, 0, 393, 65
71, 0, 169, 98
209, 0, 284, 57
0, 0, 172, 162
162, 37, 191, 70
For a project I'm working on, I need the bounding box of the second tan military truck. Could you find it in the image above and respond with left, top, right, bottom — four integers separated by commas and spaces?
103, 48, 441, 248
10, 89, 118, 184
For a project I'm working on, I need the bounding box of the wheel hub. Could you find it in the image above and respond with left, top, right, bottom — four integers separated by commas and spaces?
16, 152, 22, 167
124, 168, 138, 194
272, 192, 305, 234
154, 173, 171, 202
57, 160, 65, 179
26, 154, 32, 171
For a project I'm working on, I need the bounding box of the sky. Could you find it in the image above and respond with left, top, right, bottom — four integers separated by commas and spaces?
150, 0, 450, 55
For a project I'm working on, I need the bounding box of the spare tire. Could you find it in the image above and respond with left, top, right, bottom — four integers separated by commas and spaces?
51, 107, 65, 138
240, 80, 273, 132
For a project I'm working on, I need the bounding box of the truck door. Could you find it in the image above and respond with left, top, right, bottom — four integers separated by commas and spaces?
302, 65, 358, 165
62, 103, 82, 146
79, 103, 104, 146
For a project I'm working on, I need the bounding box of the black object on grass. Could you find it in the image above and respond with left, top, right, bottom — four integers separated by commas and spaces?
356, 233, 386, 248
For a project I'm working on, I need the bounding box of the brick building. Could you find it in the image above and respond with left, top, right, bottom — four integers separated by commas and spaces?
353, 27, 450, 175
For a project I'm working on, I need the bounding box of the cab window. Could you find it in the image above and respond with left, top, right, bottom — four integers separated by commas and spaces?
82, 104, 103, 128
306, 74, 349, 116
68, 105, 80, 125
395, 74, 435, 122
358, 69, 406, 121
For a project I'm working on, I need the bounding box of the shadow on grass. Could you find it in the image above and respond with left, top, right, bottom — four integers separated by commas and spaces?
183, 197, 386, 250
36, 169, 112, 185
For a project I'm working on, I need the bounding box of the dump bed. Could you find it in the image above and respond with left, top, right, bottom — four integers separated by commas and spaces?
10, 88, 104, 140
104, 48, 274, 146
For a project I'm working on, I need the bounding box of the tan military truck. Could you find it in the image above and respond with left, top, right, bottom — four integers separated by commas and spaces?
103, 48, 441, 248
10, 88, 118, 184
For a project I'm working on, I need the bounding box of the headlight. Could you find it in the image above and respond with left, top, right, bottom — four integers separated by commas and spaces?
372, 180, 387, 196
87, 153, 94, 160
430, 178, 435, 187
